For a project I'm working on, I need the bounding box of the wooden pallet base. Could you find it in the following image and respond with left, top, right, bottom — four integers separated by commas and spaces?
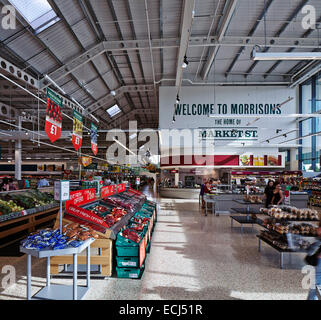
51, 218, 113, 277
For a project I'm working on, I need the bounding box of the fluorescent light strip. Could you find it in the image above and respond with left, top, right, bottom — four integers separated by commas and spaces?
252, 50, 321, 61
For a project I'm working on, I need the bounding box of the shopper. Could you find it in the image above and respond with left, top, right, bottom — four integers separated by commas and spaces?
263, 180, 275, 208
38, 177, 49, 188
307, 223, 321, 300
104, 176, 111, 186
8, 179, 17, 191
0, 178, 9, 191
24, 178, 30, 189
202, 179, 213, 208
271, 182, 284, 205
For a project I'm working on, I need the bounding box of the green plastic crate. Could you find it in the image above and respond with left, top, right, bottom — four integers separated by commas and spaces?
116, 265, 145, 279
116, 234, 142, 257
116, 256, 140, 268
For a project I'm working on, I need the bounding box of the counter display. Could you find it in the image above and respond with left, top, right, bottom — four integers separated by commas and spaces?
160, 188, 309, 210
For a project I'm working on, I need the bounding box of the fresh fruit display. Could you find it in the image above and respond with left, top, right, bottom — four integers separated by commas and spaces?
105, 196, 134, 212
121, 227, 142, 243
90, 205, 110, 215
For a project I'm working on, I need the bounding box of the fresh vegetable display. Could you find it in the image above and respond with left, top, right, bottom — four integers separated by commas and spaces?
0, 191, 55, 217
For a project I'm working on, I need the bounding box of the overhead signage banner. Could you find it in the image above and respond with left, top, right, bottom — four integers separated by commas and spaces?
45, 88, 62, 143
72, 110, 83, 151
91, 123, 98, 156
159, 86, 297, 146
79, 156, 92, 167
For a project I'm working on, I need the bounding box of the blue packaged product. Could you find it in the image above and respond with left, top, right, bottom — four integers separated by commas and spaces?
53, 243, 68, 250
68, 240, 83, 248
57, 239, 67, 245
52, 229, 61, 238
40, 229, 52, 237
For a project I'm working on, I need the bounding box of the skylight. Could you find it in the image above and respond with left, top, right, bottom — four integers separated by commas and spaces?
9, 0, 60, 33
106, 104, 121, 118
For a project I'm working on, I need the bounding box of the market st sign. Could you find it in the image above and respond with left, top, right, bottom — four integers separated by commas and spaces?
199, 128, 258, 141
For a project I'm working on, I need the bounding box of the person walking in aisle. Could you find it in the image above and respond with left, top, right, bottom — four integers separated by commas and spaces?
307, 223, 321, 300
271, 181, 284, 205
263, 180, 275, 208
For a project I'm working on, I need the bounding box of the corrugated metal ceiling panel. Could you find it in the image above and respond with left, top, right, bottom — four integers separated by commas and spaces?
90, 0, 120, 40
38, 22, 82, 62
7, 31, 43, 61
162, 0, 183, 38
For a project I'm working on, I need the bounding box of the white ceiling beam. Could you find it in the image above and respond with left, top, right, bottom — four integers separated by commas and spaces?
201, 0, 238, 80
87, 85, 155, 113
175, 0, 195, 87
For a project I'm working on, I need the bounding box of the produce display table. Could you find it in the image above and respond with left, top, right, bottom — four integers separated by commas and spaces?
20, 238, 94, 300
256, 235, 307, 269
230, 216, 258, 233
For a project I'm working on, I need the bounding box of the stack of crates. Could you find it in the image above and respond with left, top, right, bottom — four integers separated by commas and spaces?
115, 200, 157, 279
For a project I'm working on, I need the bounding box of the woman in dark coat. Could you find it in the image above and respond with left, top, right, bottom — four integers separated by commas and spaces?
263, 180, 274, 208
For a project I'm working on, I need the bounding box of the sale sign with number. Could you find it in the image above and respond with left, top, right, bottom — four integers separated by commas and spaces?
72, 110, 83, 151
91, 123, 98, 155
45, 88, 62, 143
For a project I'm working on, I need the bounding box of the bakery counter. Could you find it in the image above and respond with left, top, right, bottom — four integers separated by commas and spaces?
159, 188, 309, 212
159, 187, 200, 200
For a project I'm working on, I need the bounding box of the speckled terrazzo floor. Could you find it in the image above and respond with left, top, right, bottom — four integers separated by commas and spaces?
0, 187, 310, 300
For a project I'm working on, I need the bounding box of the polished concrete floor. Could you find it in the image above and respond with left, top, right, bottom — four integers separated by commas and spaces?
0, 187, 310, 300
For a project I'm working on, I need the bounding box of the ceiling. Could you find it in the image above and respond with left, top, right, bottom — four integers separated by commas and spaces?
0, 0, 320, 161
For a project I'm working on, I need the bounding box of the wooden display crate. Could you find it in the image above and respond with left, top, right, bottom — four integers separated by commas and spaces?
0, 206, 59, 249
50, 217, 113, 277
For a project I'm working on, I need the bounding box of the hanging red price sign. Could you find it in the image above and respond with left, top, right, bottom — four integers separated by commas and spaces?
72, 110, 83, 151
45, 88, 62, 143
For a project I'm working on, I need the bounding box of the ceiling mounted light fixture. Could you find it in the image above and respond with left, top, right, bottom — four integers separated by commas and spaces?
176, 95, 180, 104
172, 115, 176, 123
251, 48, 321, 61
110, 90, 116, 96
182, 55, 189, 68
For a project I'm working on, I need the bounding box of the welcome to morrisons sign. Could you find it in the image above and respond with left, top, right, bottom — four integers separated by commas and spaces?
174, 103, 282, 116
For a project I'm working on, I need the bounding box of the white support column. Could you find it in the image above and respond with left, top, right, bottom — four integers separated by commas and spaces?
290, 148, 298, 171
15, 116, 22, 180
175, 168, 179, 187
